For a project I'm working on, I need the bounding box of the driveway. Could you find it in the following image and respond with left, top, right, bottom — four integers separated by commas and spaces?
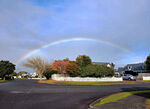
0, 80, 150, 109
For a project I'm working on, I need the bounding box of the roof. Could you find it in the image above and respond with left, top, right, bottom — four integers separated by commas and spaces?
122, 63, 146, 72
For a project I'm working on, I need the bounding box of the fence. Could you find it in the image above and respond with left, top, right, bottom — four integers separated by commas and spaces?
51, 74, 123, 81
137, 73, 150, 80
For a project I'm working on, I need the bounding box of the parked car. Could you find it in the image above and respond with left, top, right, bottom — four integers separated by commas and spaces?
122, 74, 136, 80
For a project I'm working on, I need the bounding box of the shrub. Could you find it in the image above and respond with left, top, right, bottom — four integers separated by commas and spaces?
43, 68, 58, 80
81, 64, 114, 77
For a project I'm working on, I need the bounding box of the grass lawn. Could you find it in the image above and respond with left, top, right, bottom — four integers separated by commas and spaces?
0, 80, 5, 82
62, 81, 137, 85
38, 80, 137, 85
92, 90, 150, 107
144, 80, 150, 82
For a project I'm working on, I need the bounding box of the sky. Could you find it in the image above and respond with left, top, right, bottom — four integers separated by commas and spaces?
0, 0, 150, 72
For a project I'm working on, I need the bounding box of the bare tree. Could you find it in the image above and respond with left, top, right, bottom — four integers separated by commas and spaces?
23, 56, 50, 80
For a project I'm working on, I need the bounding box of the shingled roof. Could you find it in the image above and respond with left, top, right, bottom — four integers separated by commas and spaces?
118, 63, 146, 73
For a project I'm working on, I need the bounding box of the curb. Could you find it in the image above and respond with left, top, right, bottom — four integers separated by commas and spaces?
88, 97, 104, 109
88, 92, 120, 109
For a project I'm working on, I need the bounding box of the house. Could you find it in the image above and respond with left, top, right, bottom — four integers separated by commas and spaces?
118, 63, 146, 74
31, 72, 38, 78
92, 62, 114, 68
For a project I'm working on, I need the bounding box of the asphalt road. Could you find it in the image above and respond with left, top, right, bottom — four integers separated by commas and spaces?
0, 80, 150, 109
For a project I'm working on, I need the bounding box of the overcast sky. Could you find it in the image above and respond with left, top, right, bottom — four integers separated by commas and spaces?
0, 0, 150, 72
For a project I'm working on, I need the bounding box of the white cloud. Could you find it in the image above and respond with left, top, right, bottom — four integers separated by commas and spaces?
0, 0, 150, 72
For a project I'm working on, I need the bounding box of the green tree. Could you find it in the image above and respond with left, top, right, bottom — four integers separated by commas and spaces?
76, 55, 92, 75
0, 60, 16, 80
43, 68, 58, 80
17, 71, 28, 78
111, 63, 115, 69
76, 55, 92, 67
18, 71, 28, 76
11, 72, 17, 76
63, 58, 69, 61
145, 55, 150, 72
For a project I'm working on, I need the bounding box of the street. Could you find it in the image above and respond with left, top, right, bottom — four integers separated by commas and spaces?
0, 80, 150, 109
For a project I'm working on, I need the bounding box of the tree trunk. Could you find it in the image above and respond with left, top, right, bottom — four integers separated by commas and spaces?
3, 77, 5, 80
40, 74, 42, 81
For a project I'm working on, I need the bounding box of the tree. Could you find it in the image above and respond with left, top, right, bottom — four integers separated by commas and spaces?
18, 71, 28, 76
43, 68, 58, 80
11, 72, 17, 76
76, 55, 92, 75
76, 55, 92, 67
17, 71, 28, 78
63, 58, 69, 61
23, 56, 50, 80
145, 55, 150, 72
51, 60, 70, 74
0, 60, 15, 80
51, 60, 79, 76
66, 61, 79, 77
111, 63, 115, 69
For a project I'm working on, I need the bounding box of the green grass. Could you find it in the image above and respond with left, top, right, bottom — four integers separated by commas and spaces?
0, 80, 5, 82
92, 90, 150, 107
144, 80, 150, 82
39, 80, 137, 85
62, 81, 136, 85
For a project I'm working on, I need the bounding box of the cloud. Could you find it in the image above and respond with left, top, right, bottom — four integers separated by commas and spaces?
0, 0, 150, 72
0, 0, 52, 60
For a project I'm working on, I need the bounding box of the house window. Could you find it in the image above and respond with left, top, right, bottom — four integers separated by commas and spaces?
128, 66, 132, 70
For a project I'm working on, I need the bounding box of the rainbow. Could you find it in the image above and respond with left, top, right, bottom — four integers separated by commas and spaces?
16, 37, 134, 64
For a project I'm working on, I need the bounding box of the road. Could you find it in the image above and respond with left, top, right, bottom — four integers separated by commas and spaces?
0, 80, 150, 109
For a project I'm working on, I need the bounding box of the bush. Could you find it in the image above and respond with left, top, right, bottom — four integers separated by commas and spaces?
35, 75, 38, 78
81, 64, 114, 77
43, 68, 58, 80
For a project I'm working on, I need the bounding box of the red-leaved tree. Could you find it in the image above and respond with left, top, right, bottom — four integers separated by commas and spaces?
66, 61, 79, 77
51, 60, 79, 76
51, 60, 70, 74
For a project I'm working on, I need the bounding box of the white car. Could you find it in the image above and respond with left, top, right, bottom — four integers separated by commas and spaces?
122, 74, 136, 80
